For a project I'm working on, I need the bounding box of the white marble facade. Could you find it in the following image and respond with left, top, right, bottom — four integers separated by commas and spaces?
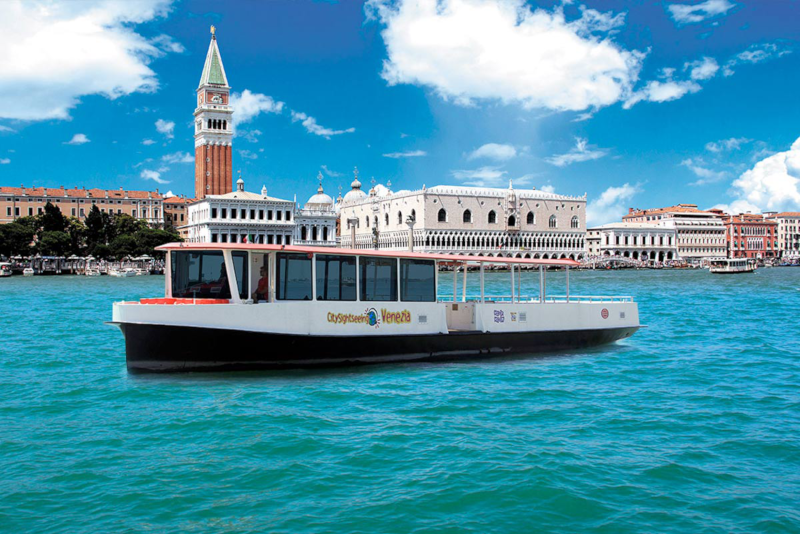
338, 179, 587, 260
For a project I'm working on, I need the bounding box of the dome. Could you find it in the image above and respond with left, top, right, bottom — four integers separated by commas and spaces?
343, 189, 367, 203
342, 166, 367, 203
306, 184, 333, 207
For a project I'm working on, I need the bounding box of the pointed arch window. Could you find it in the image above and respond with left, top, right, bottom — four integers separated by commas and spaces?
488, 210, 497, 224
549, 215, 557, 228
527, 212, 534, 225
508, 215, 516, 226
463, 209, 472, 223
571, 216, 579, 229
397, 211, 403, 225
365, 216, 370, 228
385, 213, 389, 226
438, 208, 447, 223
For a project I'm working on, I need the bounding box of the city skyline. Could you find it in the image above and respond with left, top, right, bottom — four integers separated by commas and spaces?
0, 0, 798, 225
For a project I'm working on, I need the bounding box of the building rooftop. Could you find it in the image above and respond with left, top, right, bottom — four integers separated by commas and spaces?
589, 222, 677, 231
0, 186, 163, 200
623, 204, 718, 218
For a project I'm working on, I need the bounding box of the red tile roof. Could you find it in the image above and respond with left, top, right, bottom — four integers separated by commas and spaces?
0, 186, 164, 200
774, 212, 800, 217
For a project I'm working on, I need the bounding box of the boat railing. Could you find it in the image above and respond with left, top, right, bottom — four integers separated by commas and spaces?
437, 295, 633, 303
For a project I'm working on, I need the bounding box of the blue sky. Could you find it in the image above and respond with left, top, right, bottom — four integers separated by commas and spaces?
1, 0, 799, 224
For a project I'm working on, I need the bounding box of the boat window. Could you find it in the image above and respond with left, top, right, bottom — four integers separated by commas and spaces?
400, 259, 436, 302
171, 250, 247, 300
316, 254, 357, 301
276, 252, 312, 300
360, 256, 398, 301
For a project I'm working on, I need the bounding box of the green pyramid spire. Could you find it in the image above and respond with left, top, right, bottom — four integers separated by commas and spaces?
199, 30, 229, 88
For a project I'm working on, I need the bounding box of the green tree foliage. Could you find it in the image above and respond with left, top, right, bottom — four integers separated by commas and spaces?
109, 235, 138, 259
92, 244, 112, 259
0, 223, 35, 257
38, 231, 71, 257
41, 202, 67, 233
84, 205, 108, 252
135, 228, 178, 257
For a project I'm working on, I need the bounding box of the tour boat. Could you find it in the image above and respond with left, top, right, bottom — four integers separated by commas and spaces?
709, 258, 756, 274
111, 243, 641, 372
22, 267, 35, 277
85, 268, 101, 277
0, 262, 12, 277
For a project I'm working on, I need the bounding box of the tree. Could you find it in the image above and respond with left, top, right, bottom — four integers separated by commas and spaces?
0, 223, 35, 257
109, 234, 137, 259
135, 228, 178, 257
111, 213, 146, 241
84, 205, 107, 250
92, 244, 112, 259
38, 231, 71, 257
65, 217, 87, 256
41, 202, 67, 233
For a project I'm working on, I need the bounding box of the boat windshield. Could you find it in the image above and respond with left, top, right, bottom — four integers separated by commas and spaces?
171, 250, 248, 300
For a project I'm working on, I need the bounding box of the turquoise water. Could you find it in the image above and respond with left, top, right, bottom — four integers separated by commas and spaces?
1, 270, 799, 533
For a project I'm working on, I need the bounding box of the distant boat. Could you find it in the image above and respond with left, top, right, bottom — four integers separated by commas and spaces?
134, 268, 150, 276
22, 267, 35, 277
109, 268, 137, 278
709, 258, 756, 274
85, 268, 101, 277
0, 262, 12, 277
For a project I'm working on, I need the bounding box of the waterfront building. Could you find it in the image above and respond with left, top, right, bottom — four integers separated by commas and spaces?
163, 196, 193, 231
183, 178, 295, 244
194, 27, 233, 200
338, 175, 587, 259
586, 222, 678, 262
0, 186, 165, 226
764, 212, 800, 257
623, 204, 726, 262
294, 175, 337, 247
714, 211, 778, 259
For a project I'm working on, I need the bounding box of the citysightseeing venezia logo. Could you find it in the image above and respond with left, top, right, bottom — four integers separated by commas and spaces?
327, 308, 412, 328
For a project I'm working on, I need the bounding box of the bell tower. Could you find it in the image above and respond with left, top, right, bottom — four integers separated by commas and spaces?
194, 26, 233, 199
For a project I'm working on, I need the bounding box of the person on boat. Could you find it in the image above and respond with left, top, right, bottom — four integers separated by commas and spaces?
253, 265, 269, 302
216, 264, 231, 299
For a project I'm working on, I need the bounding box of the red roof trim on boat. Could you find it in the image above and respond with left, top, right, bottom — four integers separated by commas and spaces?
155, 242, 580, 267
140, 298, 229, 305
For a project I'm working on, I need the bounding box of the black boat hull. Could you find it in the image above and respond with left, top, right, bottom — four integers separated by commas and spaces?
119, 323, 640, 372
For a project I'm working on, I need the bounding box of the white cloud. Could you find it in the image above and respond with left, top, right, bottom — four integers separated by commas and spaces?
539, 184, 555, 193
0, 0, 176, 121
468, 143, 517, 162
705, 137, 751, 152
290, 111, 355, 139
667, 0, 736, 25
710, 199, 761, 215
366, 0, 644, 112
685, 57, 719, 80
239, 129, 262, 143
546, 137, 607, 167
238, 149, 258, 160
451, 166, 507, 187
722, 42, 792, 77
163, 189, 175, 198
230, 90, 284, 125
151, 34, 184, 54
321, 165, 344, 178
0, 125, 14, 133
140, 169, 169, 184
624, 78, 701, 108
0, 158, 10, 164
161, 151, 193, 164
155, 119, 174, 139
383, 150, 427, 158
587, 183, 640, 226
725, 137, 800, 212
141, 138, 156, 146
64, 133, 90, 145
681, 158, 728, 186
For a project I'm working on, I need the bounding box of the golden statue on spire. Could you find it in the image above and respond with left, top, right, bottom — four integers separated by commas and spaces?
210, 25, 216, 36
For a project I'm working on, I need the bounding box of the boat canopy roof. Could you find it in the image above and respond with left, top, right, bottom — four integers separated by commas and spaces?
157, 242, 580, 267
